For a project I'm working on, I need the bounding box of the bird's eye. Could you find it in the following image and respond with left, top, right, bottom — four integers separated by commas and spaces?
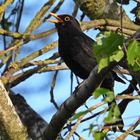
64, 16, 70, 21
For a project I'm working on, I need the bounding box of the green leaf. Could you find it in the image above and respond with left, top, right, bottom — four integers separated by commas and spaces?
93, 88, 114, 102
88, 124, 94, 135
70, 111, 87, 121
93, 88, 104, 99
83, 124, 95, 135
114, 104, 121, 118
93, 32, 124, 72
104, 104, 121, 124
110, 49, 124, 62
127, 40, 140, 71
98, 57, 109, 73
93, 131, 106, 140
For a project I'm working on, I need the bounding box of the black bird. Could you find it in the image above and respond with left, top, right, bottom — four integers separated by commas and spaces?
48, 13, 96, 79
48, 13, 124, 130
48, 13, 124, 83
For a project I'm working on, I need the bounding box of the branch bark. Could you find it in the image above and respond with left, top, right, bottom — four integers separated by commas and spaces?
43, 62, 118, 140
75, 0, 133, 24
0, 80, 28, 140
10, 93, 48, 140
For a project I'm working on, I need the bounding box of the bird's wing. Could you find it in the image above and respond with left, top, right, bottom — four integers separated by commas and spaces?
73, 33, 96, 59
69, 33, 97, 73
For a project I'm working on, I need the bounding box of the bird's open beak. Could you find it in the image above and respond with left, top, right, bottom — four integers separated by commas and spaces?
47, 12, 63, 23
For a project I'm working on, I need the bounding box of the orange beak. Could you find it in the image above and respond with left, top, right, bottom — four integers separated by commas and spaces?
47, 12, 63, 23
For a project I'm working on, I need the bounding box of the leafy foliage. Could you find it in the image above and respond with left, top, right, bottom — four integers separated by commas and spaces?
104, 103, 121, 124
127, 40, 140, 71
70, 111, 87, 121
93, 131, 106, 140
93, 32, 124, 72
93, 88, 121, 124
93, 88, 114, 102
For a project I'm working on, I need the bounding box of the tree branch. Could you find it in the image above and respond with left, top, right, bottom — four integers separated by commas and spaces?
43, 61, 118, 140
0, 80, 28, 140
10, 93, 48, 140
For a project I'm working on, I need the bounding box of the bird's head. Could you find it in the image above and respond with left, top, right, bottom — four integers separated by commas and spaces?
48, 13, 82, 35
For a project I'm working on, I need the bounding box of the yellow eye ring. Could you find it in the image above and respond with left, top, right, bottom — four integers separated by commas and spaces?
64, 16, 70, 21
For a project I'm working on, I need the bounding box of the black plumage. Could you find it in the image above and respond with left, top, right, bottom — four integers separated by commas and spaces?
48, 13, 97, 79
48, 13, 124, 83
48, 13, 124, 131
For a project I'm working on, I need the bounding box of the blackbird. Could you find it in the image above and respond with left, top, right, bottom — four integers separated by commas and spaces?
48, 13, 124, 130
48, 13, 124, 83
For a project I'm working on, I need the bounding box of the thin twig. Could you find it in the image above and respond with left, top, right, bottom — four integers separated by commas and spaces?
50, 70, 59, 109
65, 115, 84, 140
116, 118, 140, 140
